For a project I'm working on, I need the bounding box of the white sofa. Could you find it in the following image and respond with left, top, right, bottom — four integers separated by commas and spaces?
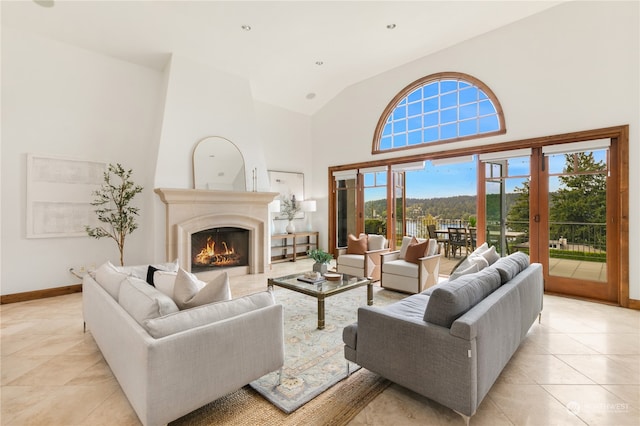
82, 262, 284, 426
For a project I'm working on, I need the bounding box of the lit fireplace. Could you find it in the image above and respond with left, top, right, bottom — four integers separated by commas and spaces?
191, 227, 249, 272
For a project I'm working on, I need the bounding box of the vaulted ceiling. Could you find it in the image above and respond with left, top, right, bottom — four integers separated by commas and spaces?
2, 1, 563, 115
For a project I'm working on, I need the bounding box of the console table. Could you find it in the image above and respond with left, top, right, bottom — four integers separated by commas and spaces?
271, 231, 319, 263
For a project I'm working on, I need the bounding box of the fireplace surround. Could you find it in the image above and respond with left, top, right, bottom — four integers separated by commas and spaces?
155, 188, 278, 279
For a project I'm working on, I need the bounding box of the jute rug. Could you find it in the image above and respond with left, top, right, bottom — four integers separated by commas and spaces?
170, 368, 390, 425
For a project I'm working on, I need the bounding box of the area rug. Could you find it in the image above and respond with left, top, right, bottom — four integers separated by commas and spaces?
248, 285, 404, 414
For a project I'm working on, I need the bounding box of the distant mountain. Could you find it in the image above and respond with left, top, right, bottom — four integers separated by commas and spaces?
366, 194, 521, 220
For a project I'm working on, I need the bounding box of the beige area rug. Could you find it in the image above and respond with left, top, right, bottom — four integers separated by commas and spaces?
169, 368, 390, 426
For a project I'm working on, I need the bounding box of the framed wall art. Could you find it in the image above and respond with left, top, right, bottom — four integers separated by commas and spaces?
26, 153, 106, 238
268, 170, 305, 220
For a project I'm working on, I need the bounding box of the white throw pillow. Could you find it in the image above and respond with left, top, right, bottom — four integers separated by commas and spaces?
469, 253, 490, 270
153, 271, 178, 298
173, 268, 232, 310
449, 263, 480, 281
481, 245, 501, 265
426, 239, 439, 256
471, 242, 490, 256
367, 234, 387, 251
94, 261, 128, 301
118, 277, 179, 325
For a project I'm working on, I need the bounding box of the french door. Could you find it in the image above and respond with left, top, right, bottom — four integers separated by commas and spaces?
482, 139, 619, 303
537, 140, 618, 302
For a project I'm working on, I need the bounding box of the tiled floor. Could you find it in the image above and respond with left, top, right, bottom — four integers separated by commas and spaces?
1, 259, 639, 425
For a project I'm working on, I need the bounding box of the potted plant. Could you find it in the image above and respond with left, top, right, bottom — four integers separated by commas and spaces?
281, 194, 301, 233
468, 215, 477, 228
307, 248, 333, 274
85, 163, 143, 266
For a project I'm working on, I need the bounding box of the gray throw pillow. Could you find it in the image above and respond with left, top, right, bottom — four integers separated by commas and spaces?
491, 252, 530, 283
424, 267, 501, 328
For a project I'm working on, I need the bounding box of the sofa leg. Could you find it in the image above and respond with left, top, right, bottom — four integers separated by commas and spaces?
538, 312, 542, 324
276, 367, 283, 386
454, 410, 471, 426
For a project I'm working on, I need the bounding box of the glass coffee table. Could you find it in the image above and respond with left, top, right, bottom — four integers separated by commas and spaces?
267, 273, 372, 330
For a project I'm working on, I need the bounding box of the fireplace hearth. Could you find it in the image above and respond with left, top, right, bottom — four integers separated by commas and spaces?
191, 227, 249, 272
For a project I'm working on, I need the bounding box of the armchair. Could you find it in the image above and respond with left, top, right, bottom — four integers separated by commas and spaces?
380, 236, 441, 294
336, 234, 389, 281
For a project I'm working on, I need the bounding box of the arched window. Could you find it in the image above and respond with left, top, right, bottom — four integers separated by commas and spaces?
373, 72, 505, 153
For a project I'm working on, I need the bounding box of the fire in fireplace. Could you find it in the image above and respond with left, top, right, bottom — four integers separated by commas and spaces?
191, 227, 249, 272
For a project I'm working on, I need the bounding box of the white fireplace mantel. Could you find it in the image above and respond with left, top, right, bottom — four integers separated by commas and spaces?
154, 188, 278, 275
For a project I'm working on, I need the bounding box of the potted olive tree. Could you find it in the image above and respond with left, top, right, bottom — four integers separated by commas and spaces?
85, 163, 143, 266
307, 248, 333, 274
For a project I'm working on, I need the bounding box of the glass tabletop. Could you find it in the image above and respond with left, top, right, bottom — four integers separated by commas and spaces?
268, 272, 370, 297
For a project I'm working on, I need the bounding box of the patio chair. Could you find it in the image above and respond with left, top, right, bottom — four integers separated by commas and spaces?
427, 224, 449, 256
448, 227, 469, 258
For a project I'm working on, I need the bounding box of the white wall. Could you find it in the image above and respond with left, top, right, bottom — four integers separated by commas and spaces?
253, 101, 313, 235
1, 28, 164, 295
155, 54, 271, 192
311, 1, 640, 298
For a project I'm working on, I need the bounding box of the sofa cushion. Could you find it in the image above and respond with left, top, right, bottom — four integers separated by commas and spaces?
382, 259, 418, 278
144, 291, 275, 338
491, 252, 530, 283
405, 238, 429, 264
116, 259, 179, 280
119, 277, 180, 326
174, 268, 232, 310
338, 254, 366, 268
424, 267, 501, 328
367, 234, 386, 251
94, 261, 128, 301
385, 293, 430, 321
347, 233, 368, 254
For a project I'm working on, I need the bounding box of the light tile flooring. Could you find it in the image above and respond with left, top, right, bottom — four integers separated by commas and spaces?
1, 259, 639, 425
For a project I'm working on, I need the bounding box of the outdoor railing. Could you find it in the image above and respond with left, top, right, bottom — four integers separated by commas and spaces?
404, 218, 606, 262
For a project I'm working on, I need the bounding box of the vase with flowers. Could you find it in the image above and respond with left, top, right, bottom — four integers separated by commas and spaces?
281, 194, 301, 233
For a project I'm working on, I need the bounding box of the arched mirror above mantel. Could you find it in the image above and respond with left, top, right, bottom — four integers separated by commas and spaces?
192, 136, 246, 191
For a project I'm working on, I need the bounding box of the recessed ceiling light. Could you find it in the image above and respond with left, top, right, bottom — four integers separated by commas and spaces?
386, 24, 397, 30
315, 61, 324, 66
306, 93, 316, 100
241, 25, 252, 31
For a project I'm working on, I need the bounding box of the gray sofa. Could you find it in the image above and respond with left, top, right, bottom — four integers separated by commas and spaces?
83, 262, 285, 426
343, 252, 543, 424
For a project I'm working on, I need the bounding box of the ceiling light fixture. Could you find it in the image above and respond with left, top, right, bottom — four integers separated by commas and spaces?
306, 93, 316, 100
315, 61, 324, 66
33, 0, 55, 7
241, 25, 252, 31
386, 24, 397, 30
